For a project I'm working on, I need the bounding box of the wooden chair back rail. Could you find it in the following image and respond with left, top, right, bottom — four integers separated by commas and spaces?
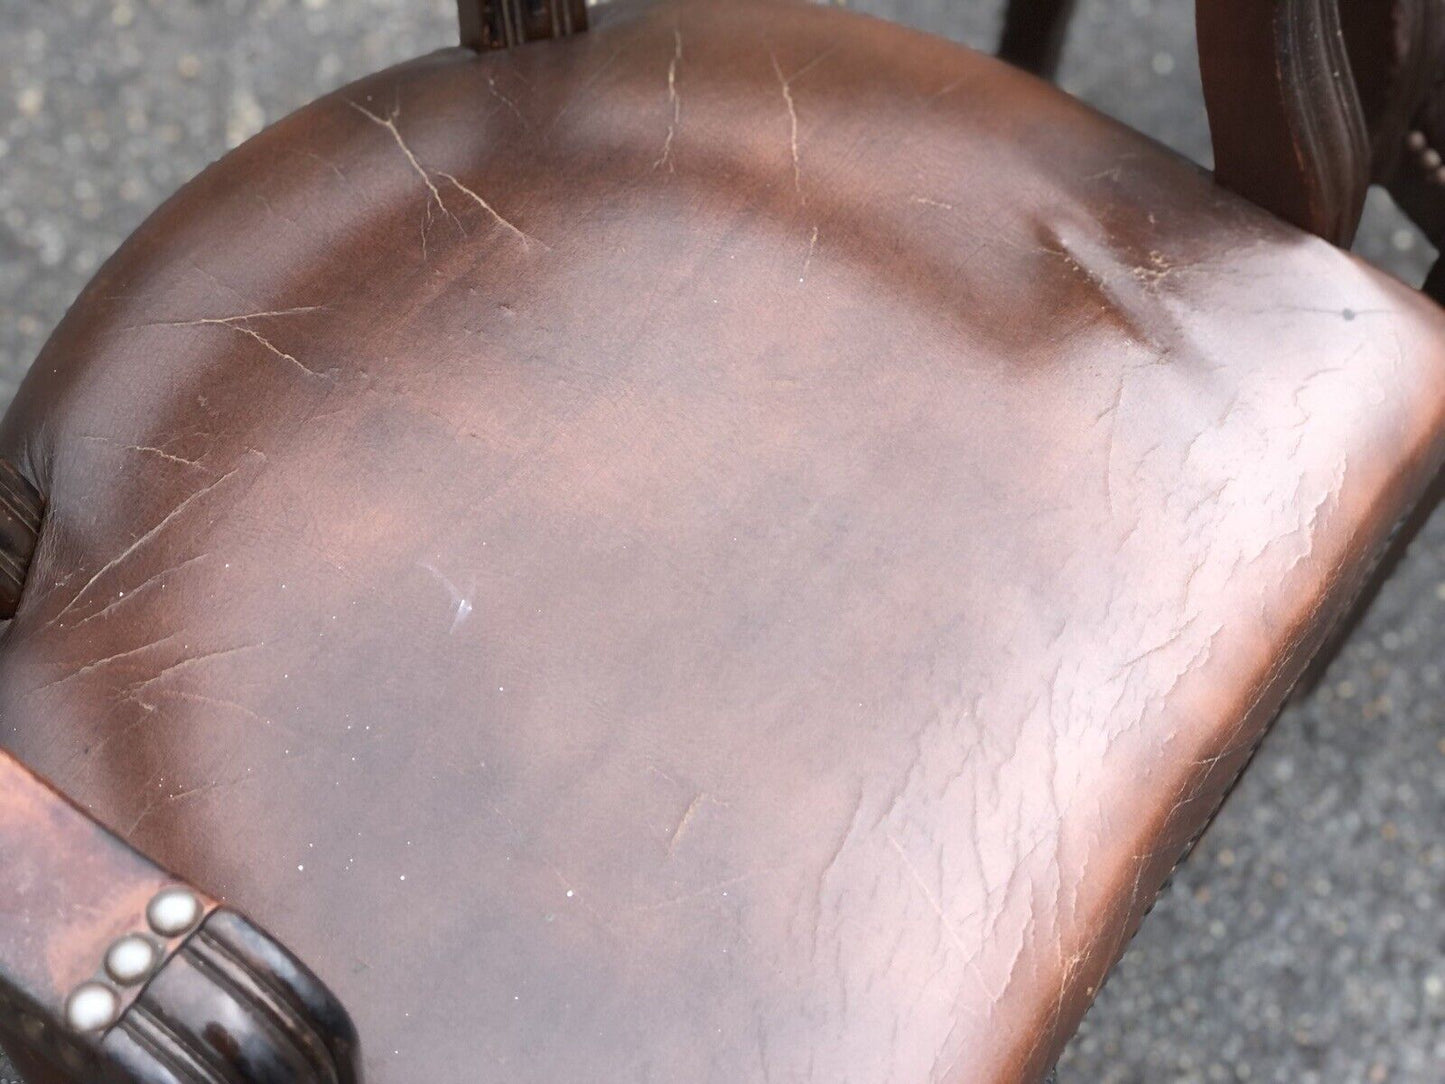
1003, 0, 1445, 295
460, 0, 1403, 256
459, 0, 1379, 248
1002, 0, 1375, 246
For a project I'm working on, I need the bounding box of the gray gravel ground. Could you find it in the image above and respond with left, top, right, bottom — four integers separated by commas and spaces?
1, 1, 1442, 1081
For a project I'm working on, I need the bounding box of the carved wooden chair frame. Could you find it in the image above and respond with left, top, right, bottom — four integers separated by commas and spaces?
0, 1, 1439, 1081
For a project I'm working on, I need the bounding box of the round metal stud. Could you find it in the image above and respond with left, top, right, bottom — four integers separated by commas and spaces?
1423, 148, 1442, 171
146, 887, 202, 937
65, 982, 119, 1033
1434, 166, 1445, 188
1408, 130, 1429, 153
105, 934, 159, 986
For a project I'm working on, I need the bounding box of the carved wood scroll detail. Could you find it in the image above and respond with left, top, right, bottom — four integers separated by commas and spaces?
458, 0, 589, 51
0, 458, 42, 618
1198, 0, 1372, 245
0, 747, 359, 1083
99, 909, 361, 1084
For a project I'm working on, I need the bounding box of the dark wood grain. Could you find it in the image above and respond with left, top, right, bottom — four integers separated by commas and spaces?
997, 0, 1077, 78
1356, 0, 1445, 297
0, 458, 43, 619
0, 751, 202, 1036
0, 748, 357, 1084
457, 0, 588, 50
1337, 0, 1434, 178
100, 911, 360, 1084
1010, 0, 1401, 248
1426, 257, 1445, 303
1197, 0, 1372, 244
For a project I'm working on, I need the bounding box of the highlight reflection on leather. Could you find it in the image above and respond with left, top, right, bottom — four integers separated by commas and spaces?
3, 0, 1445, 1080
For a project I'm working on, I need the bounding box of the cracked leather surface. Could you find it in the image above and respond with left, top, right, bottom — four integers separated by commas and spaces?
3, 0, 1445, 1080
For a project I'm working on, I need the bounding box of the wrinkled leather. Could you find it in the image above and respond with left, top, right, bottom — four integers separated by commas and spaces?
3, 1, 1445, 1080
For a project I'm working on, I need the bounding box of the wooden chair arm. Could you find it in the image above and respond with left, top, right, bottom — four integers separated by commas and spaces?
1003, 0, 1445, 289
997, 0, 1377, 246
0, 749, 359, 1084
1197, 0, 1372, 246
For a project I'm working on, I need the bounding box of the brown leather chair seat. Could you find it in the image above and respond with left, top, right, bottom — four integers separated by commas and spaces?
3, 1, 1445, 1080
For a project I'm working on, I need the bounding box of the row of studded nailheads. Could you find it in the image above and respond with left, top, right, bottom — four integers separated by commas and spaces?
63, 887, 203, 1034
1407, 129, 1445, 186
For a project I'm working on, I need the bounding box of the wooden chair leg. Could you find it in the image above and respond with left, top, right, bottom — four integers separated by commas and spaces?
997, 0, 1078, 79
1426, 258, 1445, 304
457, 0, 588, 52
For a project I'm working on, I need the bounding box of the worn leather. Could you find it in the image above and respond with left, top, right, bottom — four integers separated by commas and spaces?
3, 1, 1445, 1080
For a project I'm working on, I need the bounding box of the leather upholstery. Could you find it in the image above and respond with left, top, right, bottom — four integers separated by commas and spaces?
3, 0, 1445, 1079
